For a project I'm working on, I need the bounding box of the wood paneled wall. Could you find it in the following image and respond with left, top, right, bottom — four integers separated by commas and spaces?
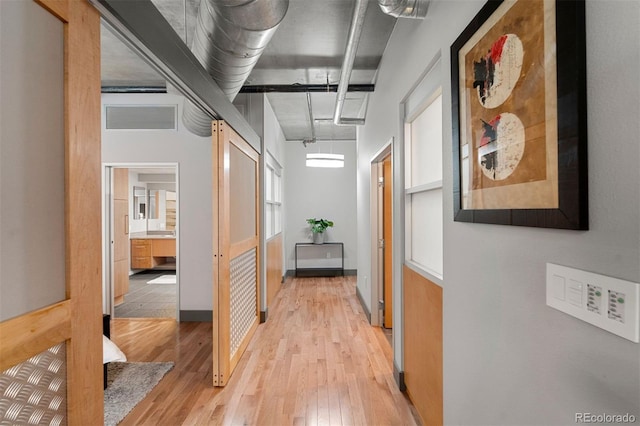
266, 234, 283, 309
403, 265, 443, 425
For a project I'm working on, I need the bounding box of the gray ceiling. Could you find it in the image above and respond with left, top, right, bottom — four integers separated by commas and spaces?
100, 0, 397, 141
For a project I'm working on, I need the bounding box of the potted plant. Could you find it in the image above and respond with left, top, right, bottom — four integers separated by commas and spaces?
306, 218, 334, 244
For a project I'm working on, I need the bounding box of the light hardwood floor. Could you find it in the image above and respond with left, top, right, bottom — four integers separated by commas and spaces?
110, 276, 419, 425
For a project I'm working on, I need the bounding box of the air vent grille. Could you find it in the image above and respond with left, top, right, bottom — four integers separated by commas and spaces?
105, 105, 177, 130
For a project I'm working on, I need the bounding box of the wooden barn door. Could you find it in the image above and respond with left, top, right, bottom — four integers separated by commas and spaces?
0, 0, 102, 423
212, 121, 261, 386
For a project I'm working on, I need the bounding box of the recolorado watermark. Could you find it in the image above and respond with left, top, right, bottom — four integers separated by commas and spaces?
576, 413, 637, 423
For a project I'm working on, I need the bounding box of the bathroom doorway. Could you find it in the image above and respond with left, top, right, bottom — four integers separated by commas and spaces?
103, 164, 180, 320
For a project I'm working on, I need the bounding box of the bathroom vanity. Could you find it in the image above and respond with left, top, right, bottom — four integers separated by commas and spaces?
130, 233, 176, 270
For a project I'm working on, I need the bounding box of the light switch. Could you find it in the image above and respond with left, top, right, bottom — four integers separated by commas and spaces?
587, 284, 602, 315
567, 279, 584, 307
608, 290, 626, 323
546, 263, 639, 343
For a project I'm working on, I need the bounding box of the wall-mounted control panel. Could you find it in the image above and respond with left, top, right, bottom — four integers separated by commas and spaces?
546, 263, 639, 343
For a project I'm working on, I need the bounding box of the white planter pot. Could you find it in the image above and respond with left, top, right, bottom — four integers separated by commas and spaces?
312, 232, 324, 244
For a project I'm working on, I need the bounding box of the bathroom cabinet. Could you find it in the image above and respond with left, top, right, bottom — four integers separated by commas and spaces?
130, 237, 176, 269
131, 239, 153, 269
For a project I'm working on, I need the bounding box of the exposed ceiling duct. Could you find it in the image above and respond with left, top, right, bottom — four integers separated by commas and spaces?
333, 0, 368, 126
333, 0, 428, 127
304, 91, 317, 146
378, 0, 429, 19
183, 0, 289, 137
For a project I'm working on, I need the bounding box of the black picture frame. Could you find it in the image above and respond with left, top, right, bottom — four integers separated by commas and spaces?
451, 0, 588, 230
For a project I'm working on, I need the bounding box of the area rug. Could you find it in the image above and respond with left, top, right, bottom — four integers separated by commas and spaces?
146, 275, 176, 285
104, 361, 174, 426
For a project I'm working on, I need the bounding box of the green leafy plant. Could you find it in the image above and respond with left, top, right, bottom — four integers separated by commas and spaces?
306, 218, 334, 234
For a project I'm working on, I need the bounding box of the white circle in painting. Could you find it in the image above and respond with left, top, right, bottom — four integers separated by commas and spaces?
478, 112, 525, 181
475, 34, 524, 109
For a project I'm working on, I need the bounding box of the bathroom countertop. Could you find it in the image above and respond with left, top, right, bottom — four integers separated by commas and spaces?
129, 232, 176, 240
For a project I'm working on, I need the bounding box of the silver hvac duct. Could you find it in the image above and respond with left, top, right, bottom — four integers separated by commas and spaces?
305, 91, 317, 144
333, 0, 368, 126
333, 0, 428, 126
378, 0, 429, 19
183, 0, 289, 136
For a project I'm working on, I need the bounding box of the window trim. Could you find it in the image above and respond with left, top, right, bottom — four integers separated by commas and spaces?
404, 89, 444, 282
265, 154, 283, 239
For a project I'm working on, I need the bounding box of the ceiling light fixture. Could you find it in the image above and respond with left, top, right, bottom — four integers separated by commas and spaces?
306, 153, 344, 168
304, 91, 343, 168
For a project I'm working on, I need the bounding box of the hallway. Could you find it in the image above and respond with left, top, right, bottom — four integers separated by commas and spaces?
111, 276, 419, 425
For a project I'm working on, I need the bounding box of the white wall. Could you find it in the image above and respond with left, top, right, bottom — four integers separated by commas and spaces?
263, 96, 285, 165
357, 0, 640, 424
284, 141, 357, 271
102, 93, 213, 312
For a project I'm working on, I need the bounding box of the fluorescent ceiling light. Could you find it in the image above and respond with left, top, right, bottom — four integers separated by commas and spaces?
306, 153, 344, 168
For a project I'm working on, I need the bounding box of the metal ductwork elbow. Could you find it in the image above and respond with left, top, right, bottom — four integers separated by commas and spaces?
378, 0, 428, 19
183, 0, 289, 137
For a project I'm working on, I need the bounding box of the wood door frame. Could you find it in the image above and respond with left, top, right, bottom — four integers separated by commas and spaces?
369, 141, 393, 327
0, 0, 103, 422
382, 156, 393, 328
112, 168, 129, 307
102, 163, 181, 319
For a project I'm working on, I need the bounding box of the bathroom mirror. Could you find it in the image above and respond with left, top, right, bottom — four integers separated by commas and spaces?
133, 186, 146, 219
148, 189, 176, 230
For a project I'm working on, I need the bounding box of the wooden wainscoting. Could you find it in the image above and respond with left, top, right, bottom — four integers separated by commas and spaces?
266, 234, 283, 309
403, 265, 443, 425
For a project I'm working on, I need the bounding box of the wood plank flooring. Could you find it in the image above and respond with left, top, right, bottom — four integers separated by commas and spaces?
110, 276, 419, 425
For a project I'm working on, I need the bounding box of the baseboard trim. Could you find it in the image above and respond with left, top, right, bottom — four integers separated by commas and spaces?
393, 361, 406, 392
355, 285, 371, 323
286, 269, 357, 277
180, 310, 212, 322
260, 309, 268, 323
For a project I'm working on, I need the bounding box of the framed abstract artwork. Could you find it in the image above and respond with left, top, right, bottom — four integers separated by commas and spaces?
451, 0, 588, 229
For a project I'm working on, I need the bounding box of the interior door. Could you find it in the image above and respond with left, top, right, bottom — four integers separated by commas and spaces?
0, 0, 102, 423
212, 120, 261, 386
383, 156, 393, 328
113, 168, 129, 306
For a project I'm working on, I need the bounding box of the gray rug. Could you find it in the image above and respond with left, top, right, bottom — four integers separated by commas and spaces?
104, 361, 174, 426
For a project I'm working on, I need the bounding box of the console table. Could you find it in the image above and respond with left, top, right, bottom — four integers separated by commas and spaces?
295, 242, 344, 277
